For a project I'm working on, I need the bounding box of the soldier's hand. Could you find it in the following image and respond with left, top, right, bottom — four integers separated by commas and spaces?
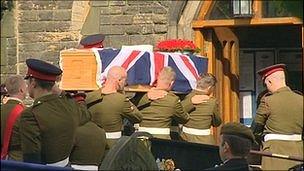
191, 95, 210, 104
147, 89, 167, 100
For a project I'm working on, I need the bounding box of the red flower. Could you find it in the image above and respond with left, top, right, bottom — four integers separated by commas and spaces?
155, 39, 200, 53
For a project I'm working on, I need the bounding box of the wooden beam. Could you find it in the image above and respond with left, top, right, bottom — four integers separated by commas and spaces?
194, 29, 204, 56
197, 1, 215, 20
192, 17, 303, 28
253, 0, 262, 19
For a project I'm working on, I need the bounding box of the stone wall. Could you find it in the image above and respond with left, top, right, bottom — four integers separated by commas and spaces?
1, 0, 203, 84
82, 0, 172, 48
1, 0, 89, 83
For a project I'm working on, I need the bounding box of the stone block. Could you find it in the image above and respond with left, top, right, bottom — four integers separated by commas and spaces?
141, 25, 153, 35
54, 10, 72, 21
153, 33, 167, 45
41, 51, 60, 63
56, 1, 73, 9
19, 33, 41, 43
59, 41, 79, 50
7, 55, 17, 65
99, 25, 124, 35
7, 47, 16, 57
38, 10, 53, 21
1, 38, 7, 65
53, 21, 71, 32
154, 24, 168, 33
109, 6, 122, 15
108, 35, 129, 48
100, 16, 111, 25
1, 11, 16, 37
152, 14, 167, 24
133, 14, 153, 24
32, 1, 56, 10
18, 1, 35, 10
18, 63, 28, 75
19, 22, 48, 32
152, 6, 168, 14
100, 7, 110, 15
20, 11, 38, 21
122, 6, 139, 15
112, 15, 133, 25
109, 1, 126, 6
19, 52, 43, 62
127, 1, 153, 5
2, 65, 17, 74
139, 7, 153, 14
125, 25, 141, 35
19, 43, 47, 52
129, 35, 153, 45
7, 38, 17, 47
91, 1, 109, 7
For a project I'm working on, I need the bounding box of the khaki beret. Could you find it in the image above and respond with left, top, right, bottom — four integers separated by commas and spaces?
220, 122, 255, 143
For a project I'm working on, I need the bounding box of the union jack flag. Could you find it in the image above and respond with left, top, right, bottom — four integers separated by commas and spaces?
93, 48, 208, 93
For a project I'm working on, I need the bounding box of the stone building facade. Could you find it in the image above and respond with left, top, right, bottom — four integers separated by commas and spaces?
1, 0, 203, 83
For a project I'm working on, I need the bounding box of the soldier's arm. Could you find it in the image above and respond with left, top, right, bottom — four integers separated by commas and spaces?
211, 99, 222, 127
20, 109, 42, 163
121, 97, 143, 123
174, 98, 190, 124
78, 103, 92, 125
135, 93, 152, 108
181, 93, 195, 113
251, 96, 270, 143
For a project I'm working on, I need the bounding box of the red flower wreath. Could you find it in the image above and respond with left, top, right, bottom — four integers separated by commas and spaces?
155, 39, 200, 53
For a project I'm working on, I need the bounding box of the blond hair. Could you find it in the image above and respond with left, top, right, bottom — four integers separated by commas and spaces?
158, 67, 176, 84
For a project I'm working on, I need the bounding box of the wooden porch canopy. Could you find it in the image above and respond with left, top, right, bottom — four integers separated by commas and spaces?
192, 0, 303, 126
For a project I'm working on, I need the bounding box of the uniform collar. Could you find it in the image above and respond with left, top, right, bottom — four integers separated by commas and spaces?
33, 93, 58, 106
6, 97, 23, 104
273, 86, 291, 94
193, 89, 208, 95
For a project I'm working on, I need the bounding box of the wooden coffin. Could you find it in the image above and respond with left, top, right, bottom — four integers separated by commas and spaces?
59, 49, 99, 91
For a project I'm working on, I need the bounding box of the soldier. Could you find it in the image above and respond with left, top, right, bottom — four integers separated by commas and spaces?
1, 75, 27, 160
181, 73, 222, 145
52, 75, 107, 170
251, 64, 303, 170
207, 122, 255, 171
135, 67, 190, 139
85, 66, 142, 149
19, 59, 84, 166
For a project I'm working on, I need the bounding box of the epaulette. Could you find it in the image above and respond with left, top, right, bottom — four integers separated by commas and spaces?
293, 90, 303, 96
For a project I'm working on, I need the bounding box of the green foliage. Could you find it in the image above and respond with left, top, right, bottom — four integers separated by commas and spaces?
1, 0, 14, 20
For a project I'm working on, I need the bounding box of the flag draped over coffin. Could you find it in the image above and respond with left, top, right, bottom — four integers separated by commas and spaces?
93, 48, 208, 93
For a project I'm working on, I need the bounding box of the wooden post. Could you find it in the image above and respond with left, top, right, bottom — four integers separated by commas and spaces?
253, 0, 262, 19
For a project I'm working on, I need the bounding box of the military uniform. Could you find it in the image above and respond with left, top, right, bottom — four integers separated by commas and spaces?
136, 91, 190, 139
20, 94, 87, 165
253, 86, 303, 170
251, 64, 303, 170
1, 98, 24, 161
86, 89, 142, 149
70, 121, 107, 170
20, 58, 89, 166
180, 90, 222, 145
206, 158, 250, 171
